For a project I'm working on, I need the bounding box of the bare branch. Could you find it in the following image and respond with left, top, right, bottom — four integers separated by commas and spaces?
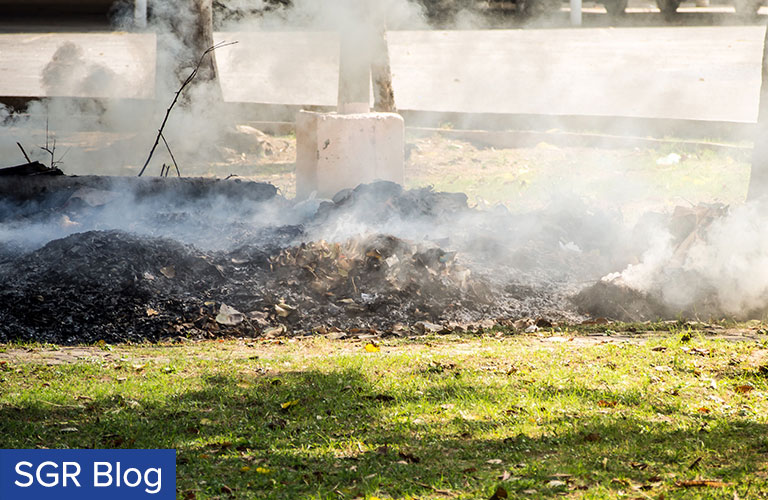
16, 142, 31, 163
137, 40, 238, 177
160, 133, 181, 177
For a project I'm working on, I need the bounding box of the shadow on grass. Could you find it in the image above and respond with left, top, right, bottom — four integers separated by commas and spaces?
0, 368, 766, 499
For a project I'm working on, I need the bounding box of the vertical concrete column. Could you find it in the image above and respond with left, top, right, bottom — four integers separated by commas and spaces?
570, 0, 583, 26
295, 0, 403, 200
134, 0, 147, 29
337, 14, 372, 113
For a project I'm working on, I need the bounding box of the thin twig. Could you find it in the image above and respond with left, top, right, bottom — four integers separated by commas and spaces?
137, 40, 238, 177
16, 142, 31, 163
40, 117, 57, 168
40, 139, 56, 168
160, 133, 181, 177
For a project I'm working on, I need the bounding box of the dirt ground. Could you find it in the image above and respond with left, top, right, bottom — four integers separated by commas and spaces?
2, 325, 766, 365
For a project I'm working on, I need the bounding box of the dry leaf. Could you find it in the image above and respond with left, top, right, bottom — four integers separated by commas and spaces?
365, 343, 381, 353
159, 266, 176, 279
597, 400, 617, 408
676, 479, 728, 488
734, 384, 754, 395
146, 308, 159, 317
281, 400, 298, 410
488, 485, 508, 500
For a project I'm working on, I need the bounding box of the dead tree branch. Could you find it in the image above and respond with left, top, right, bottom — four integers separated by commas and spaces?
160, 133, 181, 177
16, 142, 31, 163
137, 40, 238, 177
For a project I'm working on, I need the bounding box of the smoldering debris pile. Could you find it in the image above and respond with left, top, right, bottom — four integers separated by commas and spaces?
1, 175, 764, 345
574, 203, 768, 322
0, 177, 592, 344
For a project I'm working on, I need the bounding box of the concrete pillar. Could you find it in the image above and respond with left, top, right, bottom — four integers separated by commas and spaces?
570, 0, 583, 26
337, 28, 372, 114
296, 111, 404, 200
134, 0, 147, 29
295, 0, 404, 200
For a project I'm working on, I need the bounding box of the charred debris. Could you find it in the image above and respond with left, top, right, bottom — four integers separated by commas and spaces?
0, 174, 607, 344
0, 174, 759, 344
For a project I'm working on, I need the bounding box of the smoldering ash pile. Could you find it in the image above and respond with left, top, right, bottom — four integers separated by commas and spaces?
2, 173, 767, 345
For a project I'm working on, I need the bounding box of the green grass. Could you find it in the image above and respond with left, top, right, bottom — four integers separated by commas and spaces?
1, 331, 767, 499
403, 137, 751, 215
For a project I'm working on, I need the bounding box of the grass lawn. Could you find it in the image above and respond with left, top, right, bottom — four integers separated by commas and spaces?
1, 325, 767, 499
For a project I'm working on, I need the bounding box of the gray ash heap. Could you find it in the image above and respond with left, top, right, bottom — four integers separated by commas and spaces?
0, 176, 650, 344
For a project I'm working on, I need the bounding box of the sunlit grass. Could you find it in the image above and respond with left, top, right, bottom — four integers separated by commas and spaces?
1, 329, 767, 499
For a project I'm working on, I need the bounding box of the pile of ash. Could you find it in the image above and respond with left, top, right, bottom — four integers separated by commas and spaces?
0, 229, 519, 344
0, 177, 624, 344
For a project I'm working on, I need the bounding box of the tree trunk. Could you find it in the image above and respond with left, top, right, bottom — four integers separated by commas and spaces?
747, 24, 768, 200
188, 0, 218, 84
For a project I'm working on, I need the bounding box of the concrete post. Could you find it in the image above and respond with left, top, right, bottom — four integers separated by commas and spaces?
570, 0, 583, 26
337, 28, 371, 114
134, 0, 147, 29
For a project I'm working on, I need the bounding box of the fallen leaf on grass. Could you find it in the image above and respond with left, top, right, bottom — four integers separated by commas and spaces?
146, 308, 159, 317
365, 343, 381, 353
584, 433, 601, 442
255, 467, 271, 474
281, 400, 299, 410
220, 484, 233, 495
487, 459, 503, 464
651, 346, 667, 352
488, 485, 508, 500
597, 400, 617, 408
734, 384, 754, 395
240, 466, 250, 473
547, 480, 567, 488
676, 479, 728, 488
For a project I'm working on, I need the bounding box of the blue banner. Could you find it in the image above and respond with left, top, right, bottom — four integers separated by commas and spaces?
0, 449, 175, 499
